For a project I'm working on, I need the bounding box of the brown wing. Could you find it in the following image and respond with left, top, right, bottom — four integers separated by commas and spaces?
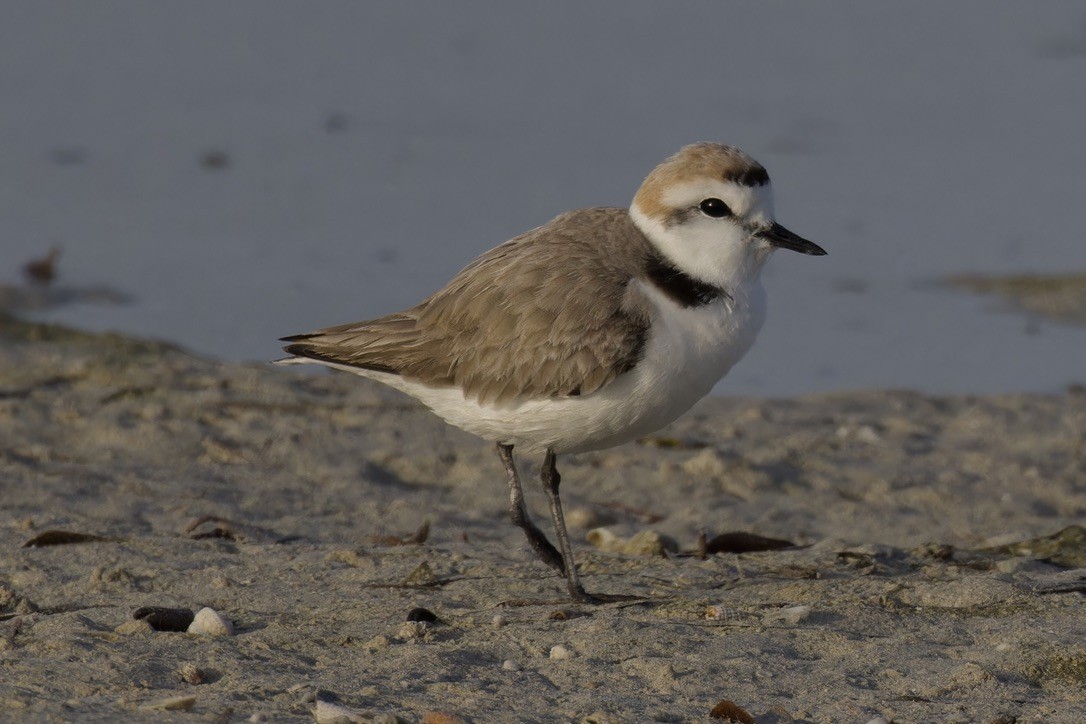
281, 208, 654, 405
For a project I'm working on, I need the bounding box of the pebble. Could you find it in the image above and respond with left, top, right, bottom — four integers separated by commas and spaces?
491, 613, 506, 628
313, 700, 366, 723
421, 713, 468, 724
549, 644, 574, 660
396, 621, 429, 641
762, 605, 812, 625
585, 528, 677, 555
502, 659, 520, 671
187, 607, 234, 636
179, 663, 205, 684
680, 448, 730, 478
708, 699, 755, 722
835, 423, 882, 444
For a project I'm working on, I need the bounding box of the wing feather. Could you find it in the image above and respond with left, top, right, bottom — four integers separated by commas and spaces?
281, 208, 654, 404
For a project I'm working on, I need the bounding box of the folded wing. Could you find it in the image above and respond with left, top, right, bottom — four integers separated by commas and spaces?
281, 208, 653, 406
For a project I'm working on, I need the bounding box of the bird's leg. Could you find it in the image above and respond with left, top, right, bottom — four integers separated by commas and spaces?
497, 443, 564, 573
540, 449, 595, 603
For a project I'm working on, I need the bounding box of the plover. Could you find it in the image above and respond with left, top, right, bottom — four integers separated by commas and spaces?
278, 142, 826, 602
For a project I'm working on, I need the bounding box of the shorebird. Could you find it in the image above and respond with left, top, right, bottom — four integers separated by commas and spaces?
278, 142, 826, 602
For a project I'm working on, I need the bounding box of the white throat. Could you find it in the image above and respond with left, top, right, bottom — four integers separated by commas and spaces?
628, 182, 777, 294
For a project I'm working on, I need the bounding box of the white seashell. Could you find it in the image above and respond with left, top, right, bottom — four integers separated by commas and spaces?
187, 607, 234, 636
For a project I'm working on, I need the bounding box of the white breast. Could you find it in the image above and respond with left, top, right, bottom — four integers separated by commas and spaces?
334, 277, 767, 454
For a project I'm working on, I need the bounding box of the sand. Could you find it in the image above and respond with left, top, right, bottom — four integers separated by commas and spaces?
1, 313, 1084, 722
946, 273, 1086, 329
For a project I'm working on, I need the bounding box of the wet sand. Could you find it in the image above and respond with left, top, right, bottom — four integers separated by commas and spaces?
1, 314, 1084, 722
947, 273, 1086, 328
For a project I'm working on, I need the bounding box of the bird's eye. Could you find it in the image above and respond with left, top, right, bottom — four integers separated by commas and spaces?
698, 198, 732, 218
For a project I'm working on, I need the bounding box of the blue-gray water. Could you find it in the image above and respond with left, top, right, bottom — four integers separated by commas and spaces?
2, 2, 1084, 396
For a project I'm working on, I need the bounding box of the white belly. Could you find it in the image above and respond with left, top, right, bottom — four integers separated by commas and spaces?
294, 280, 767, 454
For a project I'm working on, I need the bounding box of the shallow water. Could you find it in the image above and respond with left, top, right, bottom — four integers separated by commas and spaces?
3, 2, 1084, 396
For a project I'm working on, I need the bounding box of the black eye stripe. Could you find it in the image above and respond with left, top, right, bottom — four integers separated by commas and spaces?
698, 198, 732, 218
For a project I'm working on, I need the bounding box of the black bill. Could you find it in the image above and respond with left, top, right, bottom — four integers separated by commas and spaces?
756, 222, 827, 256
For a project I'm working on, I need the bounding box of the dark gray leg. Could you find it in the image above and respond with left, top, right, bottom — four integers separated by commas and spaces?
540, 449, 594, 603
497, 443, 564, 573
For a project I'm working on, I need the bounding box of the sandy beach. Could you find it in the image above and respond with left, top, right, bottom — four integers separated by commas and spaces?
1, 313, 1083, 722
4, 4, 1086, 721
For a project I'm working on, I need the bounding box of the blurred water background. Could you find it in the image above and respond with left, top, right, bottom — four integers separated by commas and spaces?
2, 1, 1084, 396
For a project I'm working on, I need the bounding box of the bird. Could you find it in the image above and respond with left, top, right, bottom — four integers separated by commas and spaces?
277, 142, 826, 602
24, 246, 62, 286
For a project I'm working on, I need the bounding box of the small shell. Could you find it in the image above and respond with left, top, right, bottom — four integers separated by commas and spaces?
705, 604, 733, 621
187, 607, 234, 636
549, 644, 574, 660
